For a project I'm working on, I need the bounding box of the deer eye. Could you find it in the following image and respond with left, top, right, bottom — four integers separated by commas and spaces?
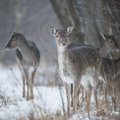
12, 38, 16, 42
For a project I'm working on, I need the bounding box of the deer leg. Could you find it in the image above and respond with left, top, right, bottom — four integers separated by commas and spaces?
27, 78, 31, 101
22, 75, 26, 98
24, 69, 29, 101
93, 78, 98, 110
29, 77, 33, 100
86, 90, 92, 114
104, 85, 108, 103
73, 80, 80, 113
80, 86, 85, 108
30, 69, 36, 100
31, 69, 36, 84
77, 85, 81, 109
93, 69, 99, 111
111, 87, 117, 111
93, 88, 98, 110
71, 83, 74, 107
65, 83, 71, 115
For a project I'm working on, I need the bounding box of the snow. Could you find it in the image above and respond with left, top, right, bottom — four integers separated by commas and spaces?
0, 65, 67, 119
0, 64, 119, 120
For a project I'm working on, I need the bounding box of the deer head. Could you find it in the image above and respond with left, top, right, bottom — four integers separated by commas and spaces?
100, 33, 120, 58
50, 26, 74, 49
6, 33, 26, 49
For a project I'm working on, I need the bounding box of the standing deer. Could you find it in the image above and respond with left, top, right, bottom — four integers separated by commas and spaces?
6, 33, 40, 100
77, 34, 120, 112
50, 27, 101, 114
99, 34, 120, 110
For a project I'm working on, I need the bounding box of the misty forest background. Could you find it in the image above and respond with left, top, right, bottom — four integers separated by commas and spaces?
1, 0, 120, 85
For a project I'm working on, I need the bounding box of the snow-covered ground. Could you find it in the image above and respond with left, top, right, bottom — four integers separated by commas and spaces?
0, 64, 67, 119
0, 64, 119, 120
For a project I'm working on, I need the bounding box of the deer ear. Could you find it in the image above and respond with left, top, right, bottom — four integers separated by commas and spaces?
67, 26, 74, 34
49, 27, 57, 35
100, 33, 107, 40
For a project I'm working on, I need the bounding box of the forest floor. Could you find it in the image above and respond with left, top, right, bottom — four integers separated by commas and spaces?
0, 65, 119, 120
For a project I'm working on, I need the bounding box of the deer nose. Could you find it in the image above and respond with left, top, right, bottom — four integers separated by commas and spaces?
62, 43, 66, 46
5, 42, 11, 49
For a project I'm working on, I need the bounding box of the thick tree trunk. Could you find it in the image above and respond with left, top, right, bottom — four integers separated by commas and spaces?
50, 0, 84, 44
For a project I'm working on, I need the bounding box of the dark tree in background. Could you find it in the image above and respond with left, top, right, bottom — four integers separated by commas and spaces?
50, 0, 120, 47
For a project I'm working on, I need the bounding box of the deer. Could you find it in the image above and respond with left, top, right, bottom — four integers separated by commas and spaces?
99, 33, 120, 59
6, 33, 40, 100
99, 34, 120, 111
78, 34, 120, 112
49, 26, 101, 115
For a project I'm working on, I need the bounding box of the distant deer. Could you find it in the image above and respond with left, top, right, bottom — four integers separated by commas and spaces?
78, 34, 120, 111
100, 33, 120, 59
50, 27, 101, 114
99, 34, 120, 110
6, 33, 40, 100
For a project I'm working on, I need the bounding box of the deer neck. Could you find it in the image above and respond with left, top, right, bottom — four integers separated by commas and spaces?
57, 46, 73, 83
57, 46, 67, 60
57, 46, 68, 70
100, 46, 111, 58
19, 41, 32, 60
